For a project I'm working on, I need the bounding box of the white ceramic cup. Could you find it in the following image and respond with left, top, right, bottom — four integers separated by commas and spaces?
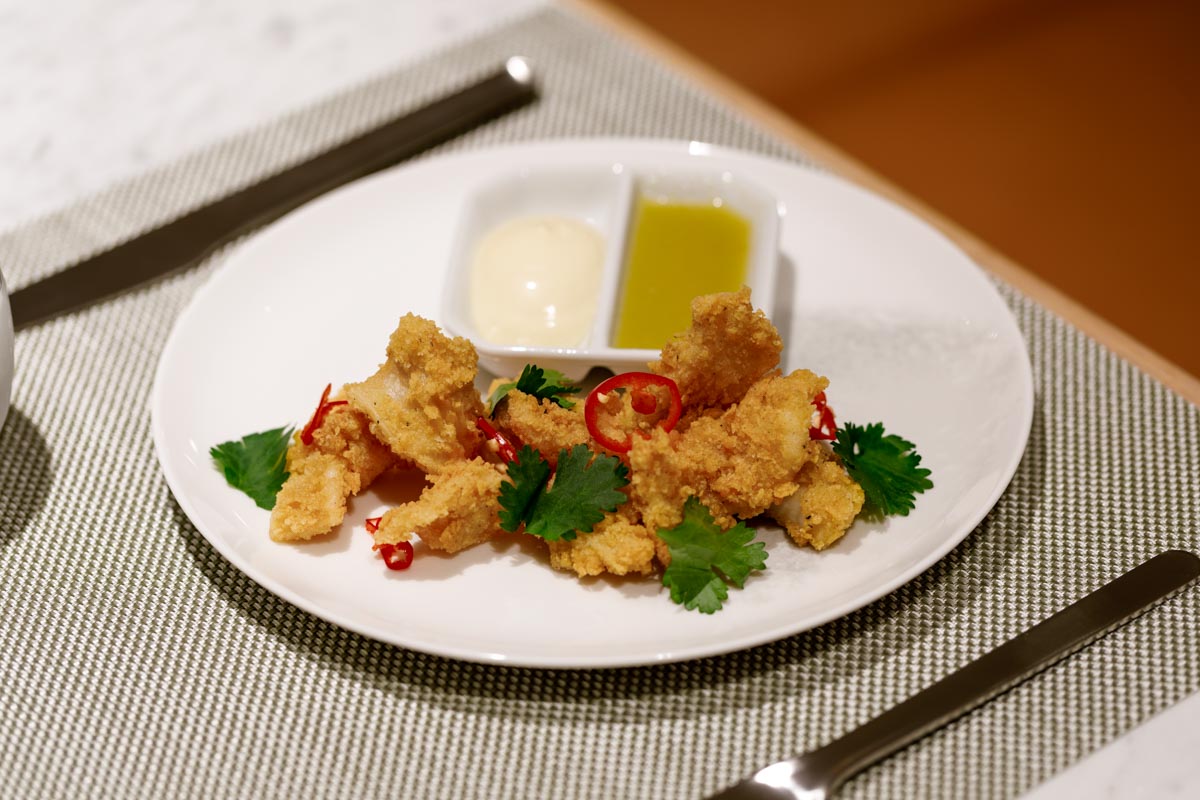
0, 269, 12, 429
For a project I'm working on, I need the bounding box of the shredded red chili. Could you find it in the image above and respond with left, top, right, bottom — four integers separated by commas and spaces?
584, 372, 683, 453
476, 416, 519, 463
809, 391, 837, 441
378, 541, 415, 571
364, 516, 382, 535
300, 383, 348, 445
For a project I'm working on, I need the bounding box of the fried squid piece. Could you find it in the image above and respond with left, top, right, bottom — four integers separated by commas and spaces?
374, 457, 504, 554
629, 370, 827, 530
546, 507, 663, 578
270, 403, 397, 542
768, 442, 865, 550
492, 391, 589, 461
650, 287, 783, 410
344, 314, 485, 474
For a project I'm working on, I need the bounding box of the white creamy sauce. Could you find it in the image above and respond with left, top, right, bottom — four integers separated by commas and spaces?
469, 215, 605, 347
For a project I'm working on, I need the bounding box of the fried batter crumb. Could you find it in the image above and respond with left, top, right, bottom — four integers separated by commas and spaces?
651, 287, 783, 409
345, 314, 484, 474
270, 403, 397, 542
768, 443, 865, 550
629, 370, 827, 531
546, 508, 659, 577
375, 457, 505, 554
493, 391, 589, 461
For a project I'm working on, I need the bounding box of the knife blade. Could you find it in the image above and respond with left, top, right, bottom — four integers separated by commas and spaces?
9, 57, 537, 332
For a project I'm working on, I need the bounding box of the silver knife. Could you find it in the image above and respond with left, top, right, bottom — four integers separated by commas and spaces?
708, 549, 1200, 799
9, 57, 536, 332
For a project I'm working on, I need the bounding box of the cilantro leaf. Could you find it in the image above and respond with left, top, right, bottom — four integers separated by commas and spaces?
832, 422, 933, 518
526, 445, 629, 541
658, 497, 768, 613
210, 426, 294, 510
498, 444, 629, 541
498, 445, 553, 532
488, 364, 580, 415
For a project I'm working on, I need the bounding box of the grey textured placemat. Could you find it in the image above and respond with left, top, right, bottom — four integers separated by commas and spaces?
1, 6, 1197, 799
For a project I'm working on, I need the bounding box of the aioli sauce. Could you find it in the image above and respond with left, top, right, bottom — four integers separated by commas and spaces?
613, 199, 750, 349
469, 215, 605, 347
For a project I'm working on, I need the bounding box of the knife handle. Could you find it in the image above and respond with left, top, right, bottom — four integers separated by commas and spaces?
10, 58, 536, 332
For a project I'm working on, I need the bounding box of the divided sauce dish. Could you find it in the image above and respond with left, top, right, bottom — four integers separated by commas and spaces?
440, 163, 781, 380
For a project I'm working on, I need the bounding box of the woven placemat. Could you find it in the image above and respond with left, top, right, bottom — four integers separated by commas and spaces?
1, 6, 1196, 799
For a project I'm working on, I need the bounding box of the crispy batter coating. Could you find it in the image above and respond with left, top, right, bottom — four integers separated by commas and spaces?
546, 506, 661, 577
650, 287, 783, 409
345, 314, 484, 474
374, 457, 505, 554
768, 443, 865, 550
492, 391, 590, 461
629, 370, 827, 530
272, 293, 874, 573
270, 403, 397, 542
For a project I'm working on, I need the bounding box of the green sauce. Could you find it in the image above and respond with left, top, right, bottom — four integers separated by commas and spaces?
613, 199, 751, 349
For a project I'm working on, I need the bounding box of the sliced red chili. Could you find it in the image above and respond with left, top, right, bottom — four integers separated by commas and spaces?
378, 541, 414, 571
364, 516, 413, 570
809, 391, 837, 441
584, 372, 683, 454
476, 416, 519, 463
300, 383, 348, 445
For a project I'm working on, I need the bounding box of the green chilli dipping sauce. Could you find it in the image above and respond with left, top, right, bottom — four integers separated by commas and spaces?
613, 199, 750, 349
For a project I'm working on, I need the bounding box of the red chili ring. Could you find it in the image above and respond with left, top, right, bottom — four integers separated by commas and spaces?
584, 372, 683, 454
378, 541, 414, 571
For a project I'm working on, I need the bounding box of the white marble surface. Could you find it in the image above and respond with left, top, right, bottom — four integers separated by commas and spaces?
0, 0, 544, 233
1024, 691, 1200, 799
1, 0, 1196, 796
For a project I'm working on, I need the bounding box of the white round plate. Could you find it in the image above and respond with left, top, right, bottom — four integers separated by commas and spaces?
152, 139, 1033, 668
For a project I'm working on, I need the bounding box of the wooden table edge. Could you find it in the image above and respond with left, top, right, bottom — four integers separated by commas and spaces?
564, 0, 1200, 406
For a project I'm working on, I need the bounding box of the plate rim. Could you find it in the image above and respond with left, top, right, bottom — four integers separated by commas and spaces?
152, 137, 1034, 668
